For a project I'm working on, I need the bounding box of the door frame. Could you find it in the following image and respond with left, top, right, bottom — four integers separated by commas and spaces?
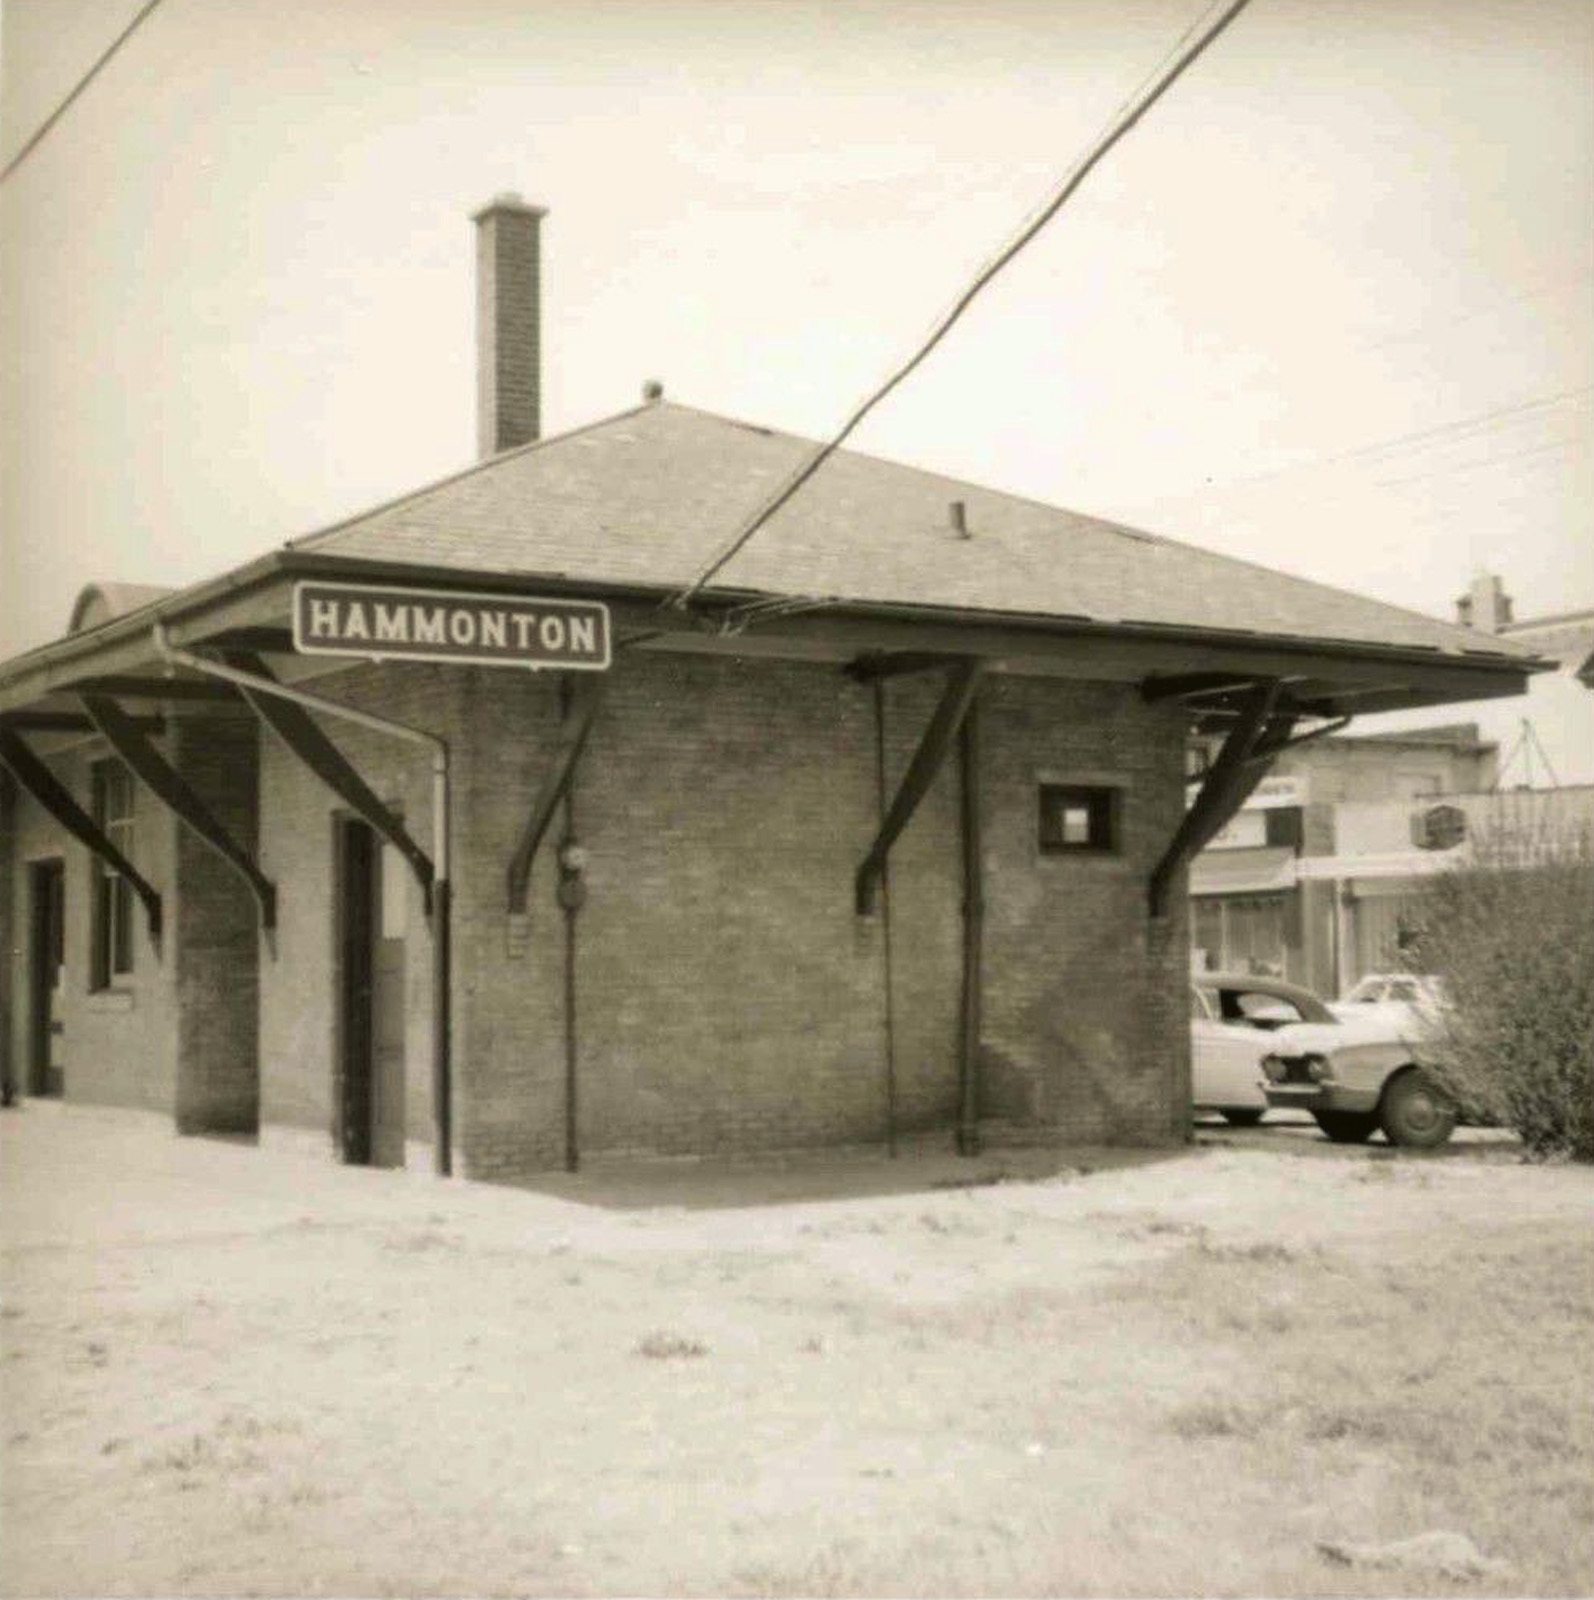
27, 856, 65, 1096
334, 816, 377, 1164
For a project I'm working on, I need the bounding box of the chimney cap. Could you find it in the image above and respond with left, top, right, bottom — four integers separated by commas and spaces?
472, 191, 548, 223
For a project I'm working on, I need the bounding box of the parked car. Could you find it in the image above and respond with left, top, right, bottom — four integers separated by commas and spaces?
1191, 973, 1337, 1126
1259, 1005, 1457, 1148
1328, 972, 1446, 1029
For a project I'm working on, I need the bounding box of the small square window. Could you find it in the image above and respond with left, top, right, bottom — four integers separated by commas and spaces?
1038, 784, 1118, 854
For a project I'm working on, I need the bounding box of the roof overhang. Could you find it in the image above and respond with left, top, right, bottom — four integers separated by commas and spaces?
0, 550, 1550, 724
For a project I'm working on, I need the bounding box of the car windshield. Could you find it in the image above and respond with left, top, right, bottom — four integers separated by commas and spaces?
1343, 977, 1387, 1004
1215, 989, 1308, 1027
1196, 981, 1334, 1026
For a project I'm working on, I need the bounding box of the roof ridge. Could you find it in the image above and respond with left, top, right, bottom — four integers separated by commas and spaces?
288, 400, 657, 555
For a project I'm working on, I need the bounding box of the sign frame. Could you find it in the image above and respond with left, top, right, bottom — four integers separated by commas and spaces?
291, 580, 612, 672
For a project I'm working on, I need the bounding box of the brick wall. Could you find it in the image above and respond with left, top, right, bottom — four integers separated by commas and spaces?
256, 663, 452, 1151
3, 651, 1192, 1175
454, 654, 1189, 1177
979, 675, 1190, 1144
0, 771, 16, 1100
171, 716, 262, 1134
1, 736, 179, 1113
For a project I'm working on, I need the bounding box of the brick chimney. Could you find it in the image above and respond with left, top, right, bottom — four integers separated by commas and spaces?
473, 192, 547, 458
1454, 572, 1514, 634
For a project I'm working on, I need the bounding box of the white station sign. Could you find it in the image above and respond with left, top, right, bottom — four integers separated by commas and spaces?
292, 581, 611, 671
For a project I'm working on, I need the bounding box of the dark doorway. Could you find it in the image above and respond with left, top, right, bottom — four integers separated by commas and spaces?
28, 859, 65, 1096
335, 819, 406, 1167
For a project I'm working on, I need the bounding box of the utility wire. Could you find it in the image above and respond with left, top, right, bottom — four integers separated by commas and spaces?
1, 0, 169, 185
1141, 384, 1593, 506
664, 0, 1255, 613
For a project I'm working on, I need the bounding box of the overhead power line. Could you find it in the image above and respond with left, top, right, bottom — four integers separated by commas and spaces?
0, 0, 169, 186
665, 0, 1256, 614
1142, 384, 1593, 506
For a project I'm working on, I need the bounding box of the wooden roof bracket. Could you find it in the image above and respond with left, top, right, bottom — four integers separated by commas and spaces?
856, 657, 984, 915
1148, 681, 1296, 919
221, 651, 435, 913
1245, 714, 1351, 765
844, 651, 972, 684
78, 692, 277, 939
506, 674, 607, 918
0, 720, 164, 947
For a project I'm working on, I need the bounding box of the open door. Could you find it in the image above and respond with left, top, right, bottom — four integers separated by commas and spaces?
28, 859, 65, 1096
335, 819, 406, 1167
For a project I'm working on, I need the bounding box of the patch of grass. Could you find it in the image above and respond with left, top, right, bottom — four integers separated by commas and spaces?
633, 1330, 708, 1360
1166, 1398, 1263, 1440
1130, 1225, 1594, 1586
1300, 1403, 1394, 1445
1198, 1238, 1300, 1264
1144, 1217, 1209, 1239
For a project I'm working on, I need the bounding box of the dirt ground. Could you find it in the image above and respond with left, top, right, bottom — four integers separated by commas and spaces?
2, 1103, 1591, 1598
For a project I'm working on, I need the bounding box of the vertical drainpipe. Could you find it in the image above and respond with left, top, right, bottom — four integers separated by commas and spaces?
555, 677, 584, 1173
430, 748, 452, 1177
872, 681, 899, 1157
957, 692, 984, 1157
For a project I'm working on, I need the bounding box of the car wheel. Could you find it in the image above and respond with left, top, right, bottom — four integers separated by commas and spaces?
1379, 1068, 1457, 1149
1313, 1109, 1379, 1143
1220, 1109, 1266, 1127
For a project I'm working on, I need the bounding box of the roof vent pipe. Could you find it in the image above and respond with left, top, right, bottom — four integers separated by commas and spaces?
950, 500, 970, 539
473, 192, 547, 459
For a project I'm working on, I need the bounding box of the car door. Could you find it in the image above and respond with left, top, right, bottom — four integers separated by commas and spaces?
1191, 988, 1267, 1109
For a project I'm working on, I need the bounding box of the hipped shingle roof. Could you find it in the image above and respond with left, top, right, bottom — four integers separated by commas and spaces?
293, 401, 1534, 662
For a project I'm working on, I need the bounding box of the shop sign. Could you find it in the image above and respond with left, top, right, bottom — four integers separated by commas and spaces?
292, 582, 611, 671
1411, 802, 1467, 851
1208, 810, 1267, 850
1248, 775, 1304, 809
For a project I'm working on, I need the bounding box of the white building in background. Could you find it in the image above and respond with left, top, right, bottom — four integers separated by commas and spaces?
1351, 573, 1594, 787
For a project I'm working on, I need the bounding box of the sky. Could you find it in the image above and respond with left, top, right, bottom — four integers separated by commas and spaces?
1, 0, 1591, 775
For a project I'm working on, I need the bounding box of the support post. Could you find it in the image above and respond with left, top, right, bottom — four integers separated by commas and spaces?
0, 721, 163, 943
79, 692, 277, 933
506, 675, 606, 916
956, 693, 984, 1157
222, 651, 434, 906
856, 658, 983, 915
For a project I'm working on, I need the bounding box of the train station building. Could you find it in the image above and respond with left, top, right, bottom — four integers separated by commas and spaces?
0, 196, 1546, 1181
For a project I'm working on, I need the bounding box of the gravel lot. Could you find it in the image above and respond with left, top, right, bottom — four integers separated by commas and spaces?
3, 1101, 1590, 1597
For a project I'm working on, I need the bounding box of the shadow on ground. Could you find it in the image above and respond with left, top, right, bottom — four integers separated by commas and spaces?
507, 1136, 1187, 1212
1194, 1111, 1524, 1163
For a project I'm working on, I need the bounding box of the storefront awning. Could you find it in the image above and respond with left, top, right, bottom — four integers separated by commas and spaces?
1294, 849, 1464, 882
1189, 845, 1297, 896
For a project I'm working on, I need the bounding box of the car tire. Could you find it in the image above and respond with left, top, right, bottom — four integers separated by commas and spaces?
1379, 1068, 1457, 1149
1313, 1109, 1379, 1143
1220, 1109, 1266, 1127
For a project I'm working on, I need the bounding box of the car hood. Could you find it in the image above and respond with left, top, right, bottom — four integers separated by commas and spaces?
1266, 1014, 1426, 1053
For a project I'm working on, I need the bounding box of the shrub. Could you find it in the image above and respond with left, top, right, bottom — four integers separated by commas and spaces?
1406, 813, 1594, 1161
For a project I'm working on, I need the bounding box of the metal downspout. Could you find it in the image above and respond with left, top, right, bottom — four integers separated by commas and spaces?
152, 625, 454, 1178
957, 694, 984, 1157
